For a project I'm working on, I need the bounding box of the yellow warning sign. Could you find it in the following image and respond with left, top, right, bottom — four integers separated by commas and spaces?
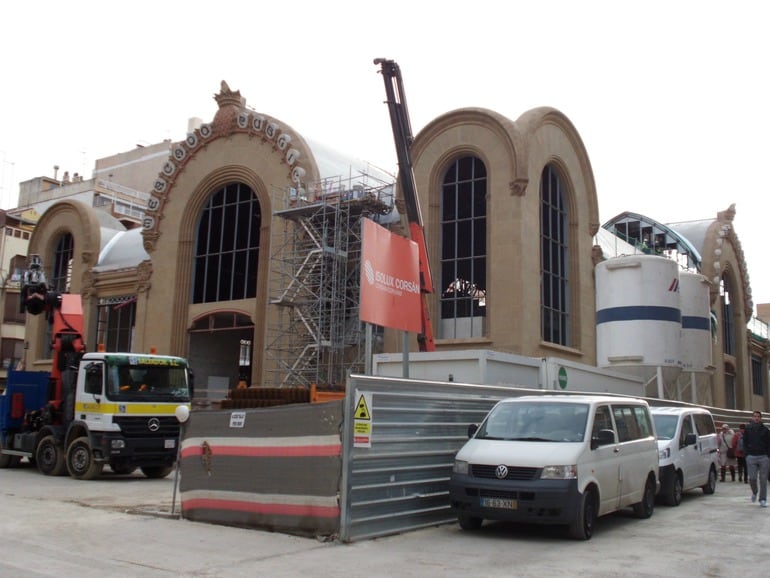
353, 390, 373, 448
355, 394, 371, 420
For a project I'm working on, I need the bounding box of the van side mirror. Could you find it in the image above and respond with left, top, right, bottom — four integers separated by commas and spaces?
467, 423, 479, 438
684, 432, 697, 447
592, 429, 615, 449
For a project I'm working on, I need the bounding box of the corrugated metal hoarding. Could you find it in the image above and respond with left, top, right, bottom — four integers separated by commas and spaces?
179, 400, 343, 536
339, 375, 522, 542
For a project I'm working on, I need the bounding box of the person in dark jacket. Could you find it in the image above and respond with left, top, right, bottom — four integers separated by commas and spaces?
743, 411, 770, 507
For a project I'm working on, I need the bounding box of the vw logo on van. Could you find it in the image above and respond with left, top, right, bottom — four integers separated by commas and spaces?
147, 418, 161, 432
495, 465, 509, 479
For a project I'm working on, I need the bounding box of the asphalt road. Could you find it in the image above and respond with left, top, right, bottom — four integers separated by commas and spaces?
1, 461, 769, 577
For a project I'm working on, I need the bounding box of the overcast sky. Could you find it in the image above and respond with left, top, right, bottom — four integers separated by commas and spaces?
2, 1, 768, 308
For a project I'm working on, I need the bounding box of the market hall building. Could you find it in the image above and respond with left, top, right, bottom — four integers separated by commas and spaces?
6, 81, 768, 412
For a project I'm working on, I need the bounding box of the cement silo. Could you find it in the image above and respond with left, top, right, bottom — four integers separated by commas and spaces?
679, 271, 712, 372
675, 271, 713, 403
596, 255, 682, 396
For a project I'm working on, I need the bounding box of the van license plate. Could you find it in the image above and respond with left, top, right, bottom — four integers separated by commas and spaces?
480, 497, 517, 509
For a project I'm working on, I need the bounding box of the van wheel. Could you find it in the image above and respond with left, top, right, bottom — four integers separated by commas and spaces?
702, 466, 717, 495
458, 514, 483, 531
664, 473, 683, 506
568, 489, 596, 540
633, 476, 656, 518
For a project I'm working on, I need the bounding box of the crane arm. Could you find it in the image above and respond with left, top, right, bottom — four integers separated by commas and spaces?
375, 58, 435, 351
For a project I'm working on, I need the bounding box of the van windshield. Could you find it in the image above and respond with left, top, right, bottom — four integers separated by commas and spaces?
652, 414, 678, 440
477, 402, 589, 443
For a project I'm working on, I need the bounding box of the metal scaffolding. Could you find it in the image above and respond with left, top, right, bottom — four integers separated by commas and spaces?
265, 176, 394, 388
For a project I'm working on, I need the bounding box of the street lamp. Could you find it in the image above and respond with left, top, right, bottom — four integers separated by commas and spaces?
171, 404, 190, 517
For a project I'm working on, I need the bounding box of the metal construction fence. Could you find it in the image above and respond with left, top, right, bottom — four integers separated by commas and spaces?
178, 373, 761, 542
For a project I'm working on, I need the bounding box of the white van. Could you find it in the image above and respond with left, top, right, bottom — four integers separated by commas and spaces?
649, 406, 718, 506
449, 395, 659, 540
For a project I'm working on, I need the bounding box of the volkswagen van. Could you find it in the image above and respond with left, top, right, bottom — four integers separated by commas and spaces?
449, 395, 659, 540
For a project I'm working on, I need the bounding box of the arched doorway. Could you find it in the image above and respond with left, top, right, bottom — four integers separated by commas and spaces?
188, 311, 254, 403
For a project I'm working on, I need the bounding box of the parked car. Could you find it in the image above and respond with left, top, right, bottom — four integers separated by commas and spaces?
449, 395, 659, 540
650, 406, 718, 506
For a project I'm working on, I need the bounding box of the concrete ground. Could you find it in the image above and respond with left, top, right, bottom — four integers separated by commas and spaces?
1, 461, 768, 577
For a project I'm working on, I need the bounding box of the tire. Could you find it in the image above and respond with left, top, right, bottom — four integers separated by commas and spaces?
66, 437, 103, 480
35, 435, 66, 476
568, 489, 596, 540
457, 514, 483, 531
702, 466, 717, 495
0, 436, 21, 468
664, 472, 683, 507
141, 466, 173, 479
633, 476, 656, 519
110, 464, 138, 475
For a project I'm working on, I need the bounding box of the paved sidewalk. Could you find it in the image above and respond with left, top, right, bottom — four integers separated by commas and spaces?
1, 465, 768, 577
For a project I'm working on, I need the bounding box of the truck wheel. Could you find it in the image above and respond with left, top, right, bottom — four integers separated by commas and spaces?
36, 435, 66, 476
664, 472, 683, 506
66, 437, 102, 480
141, 466, 173, 479
457, 514, 483, 530
0, 437, 21, 468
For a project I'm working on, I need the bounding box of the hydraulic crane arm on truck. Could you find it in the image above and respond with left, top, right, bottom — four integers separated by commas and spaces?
0, 255, 191, 479
374, 58, 436, 352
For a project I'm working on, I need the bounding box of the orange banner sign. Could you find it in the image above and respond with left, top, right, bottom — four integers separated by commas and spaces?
360, 219, 421, 333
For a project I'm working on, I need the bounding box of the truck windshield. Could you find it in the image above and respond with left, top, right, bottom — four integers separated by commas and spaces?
105, 357, 190, 402
476, 401, 589, 443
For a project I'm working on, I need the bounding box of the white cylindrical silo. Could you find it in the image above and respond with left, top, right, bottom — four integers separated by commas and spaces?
679, 271, 712, 372
596, 255, 682, 383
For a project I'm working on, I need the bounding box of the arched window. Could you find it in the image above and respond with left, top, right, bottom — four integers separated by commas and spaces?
540, 164, 570, 346
720, 274, 735, 356
50, 233, 73, 292
45, 233, 74, 357
439, 156, 487, 339
192, 183, 261, 304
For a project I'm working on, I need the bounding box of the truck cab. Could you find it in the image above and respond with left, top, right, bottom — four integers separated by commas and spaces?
1, 352, 191, 479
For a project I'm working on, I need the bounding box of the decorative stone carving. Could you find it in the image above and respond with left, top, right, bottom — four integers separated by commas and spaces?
591, 244, 605, 267
81, 270, 95, 298
509, 178, 528, 196
137, 261, 153, 292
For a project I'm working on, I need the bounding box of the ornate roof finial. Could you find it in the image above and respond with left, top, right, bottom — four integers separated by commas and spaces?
213, 80, 244, 133
214, 80, 243, 108
717, 203, 736, 223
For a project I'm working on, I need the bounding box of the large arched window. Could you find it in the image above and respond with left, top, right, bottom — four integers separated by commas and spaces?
439, 156, 487, 339
44, 232, 74, 357
193, 183, 261, 303
720, 274, 735, 356
540, 164, 570, 346
50, 233, 73, 292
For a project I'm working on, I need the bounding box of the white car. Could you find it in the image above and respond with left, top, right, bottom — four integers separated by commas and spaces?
650, 406, 718, 506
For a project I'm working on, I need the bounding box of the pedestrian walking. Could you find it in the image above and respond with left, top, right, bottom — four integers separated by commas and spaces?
733, 423, 747, 483
743, 411, 770, 507
718, 423, 737, 481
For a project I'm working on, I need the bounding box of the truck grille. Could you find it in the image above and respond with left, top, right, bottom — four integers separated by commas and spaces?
112, 416, 180, 438
471, 464, 540, 480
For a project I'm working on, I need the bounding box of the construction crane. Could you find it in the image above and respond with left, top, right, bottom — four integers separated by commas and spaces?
374, 58, 436, 352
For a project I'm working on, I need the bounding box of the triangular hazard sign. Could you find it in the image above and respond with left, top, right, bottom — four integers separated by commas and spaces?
355, 394, 371, 420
